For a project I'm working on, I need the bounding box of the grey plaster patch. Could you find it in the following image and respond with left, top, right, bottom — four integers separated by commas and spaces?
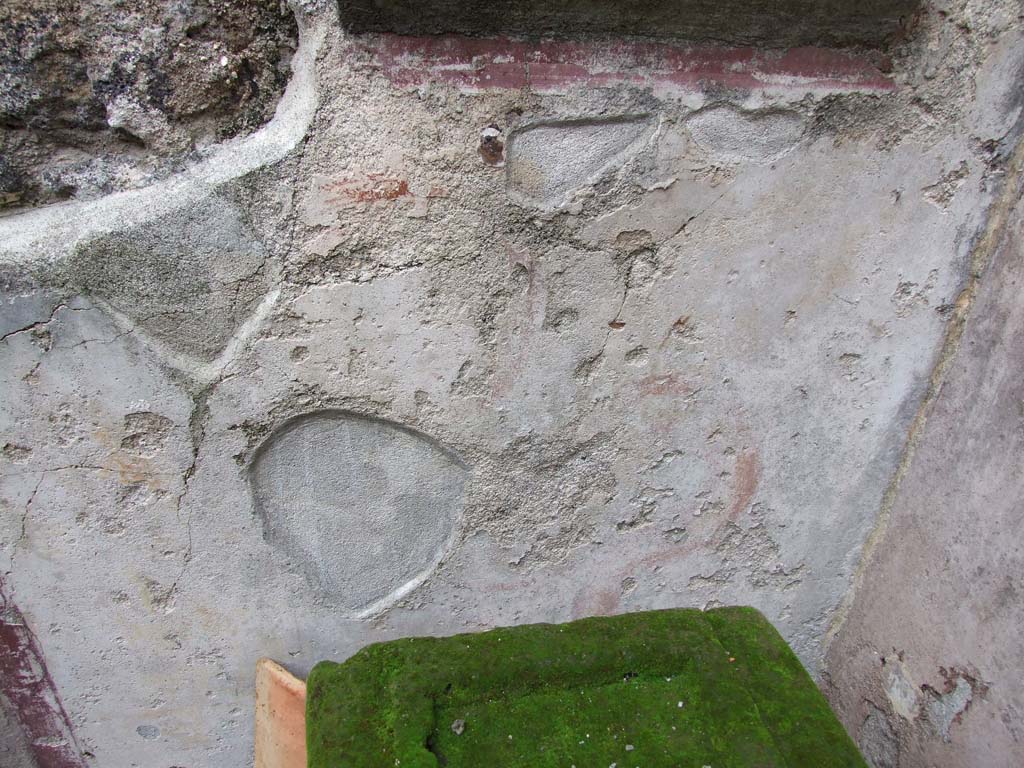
506, 116, 653, 210
860, 704, 898, 768
886, 659, 921, 721
66, 195, 273, 364
0, 292, 63, 340
686, 106, 806, 163
925, 674, 978, 742
249, 411, 467, 616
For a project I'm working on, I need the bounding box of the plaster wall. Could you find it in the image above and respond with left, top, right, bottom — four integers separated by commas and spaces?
823, 128, 1024, 768
0, 0, 1021, 765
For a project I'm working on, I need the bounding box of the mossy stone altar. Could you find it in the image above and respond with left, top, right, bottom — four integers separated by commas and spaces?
306, 607, 866, 768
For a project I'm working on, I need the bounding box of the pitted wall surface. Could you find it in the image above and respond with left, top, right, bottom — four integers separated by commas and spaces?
0, 0, 1022, 765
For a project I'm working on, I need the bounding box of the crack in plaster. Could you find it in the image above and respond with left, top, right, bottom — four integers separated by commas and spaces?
160, 346, 245, 609
0, 303, 67, 344
5, 462, 180, 584
9, 474, 44, 579
674, 188, 730, 239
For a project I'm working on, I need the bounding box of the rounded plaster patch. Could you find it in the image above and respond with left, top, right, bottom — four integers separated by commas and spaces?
249, 410, 467, 617
505, 116, 653, 210
685, 105, 806, 164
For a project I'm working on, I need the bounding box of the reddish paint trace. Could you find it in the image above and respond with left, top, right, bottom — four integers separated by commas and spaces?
322, 173, 412, 205
573, 445, 763, 617
350, 34, 895, 94
0, 578, 86, 768
728, 450, 762, 522
638, 372, 694, 396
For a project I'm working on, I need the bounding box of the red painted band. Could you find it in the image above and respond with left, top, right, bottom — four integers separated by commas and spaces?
349, 34, 895, 94
0, 578, 86, 768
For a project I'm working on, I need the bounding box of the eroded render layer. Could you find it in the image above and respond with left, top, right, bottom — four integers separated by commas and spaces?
823, 143, 1024, 768
0, 0, 1022, 766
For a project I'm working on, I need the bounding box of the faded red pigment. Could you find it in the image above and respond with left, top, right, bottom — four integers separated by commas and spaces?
349, 34, 895, 93
0, 578, 86, 768
322, 173, 412, 204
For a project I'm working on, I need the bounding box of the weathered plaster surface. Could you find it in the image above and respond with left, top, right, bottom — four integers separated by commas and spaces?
823, 129, 1024, 768
0, 693, 35, 768
0, 0, 1021, 765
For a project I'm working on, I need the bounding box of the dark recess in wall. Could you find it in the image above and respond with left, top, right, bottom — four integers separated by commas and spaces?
336, 0, 920, 48
0, 0, 297, 211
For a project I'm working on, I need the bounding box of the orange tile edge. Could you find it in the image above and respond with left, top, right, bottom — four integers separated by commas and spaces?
255, 658, 307, 768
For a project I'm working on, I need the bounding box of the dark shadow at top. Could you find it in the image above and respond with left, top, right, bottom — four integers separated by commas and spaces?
336, 0, 920, 49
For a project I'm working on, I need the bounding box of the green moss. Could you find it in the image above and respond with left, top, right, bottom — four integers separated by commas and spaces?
307, 607, 866, 768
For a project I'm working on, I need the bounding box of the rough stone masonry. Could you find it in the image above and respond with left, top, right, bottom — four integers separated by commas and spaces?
0, 0, 1022, 766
